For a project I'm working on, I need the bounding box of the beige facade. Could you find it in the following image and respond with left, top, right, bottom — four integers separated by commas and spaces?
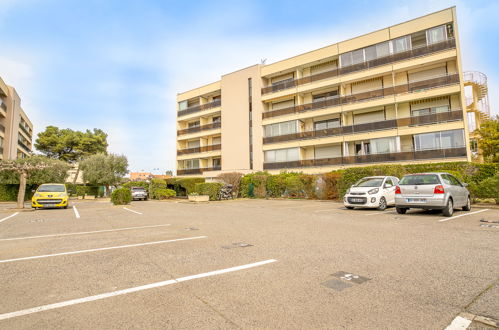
176, 7, 473, 177
0, 76, 33, 160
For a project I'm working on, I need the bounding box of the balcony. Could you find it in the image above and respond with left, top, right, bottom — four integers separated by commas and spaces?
261, 38, 456, 95
177, 144, 221, 156
177, 122, 221, 136
0, 123, 5, 133
263, 73, 460, 119
0, 103, 6, 111
177, 166, 222, 176
264, 110, 463, 144
18, 140, 31, 154
263, 147, 467, 170
178, 99, 221, 118
19, 123, 32, 138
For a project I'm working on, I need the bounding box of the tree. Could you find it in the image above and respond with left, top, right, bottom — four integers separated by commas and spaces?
35, 126, 108, 183
475, 116, 499, 163
0, 156, 70, 208
79, 153, 128, 196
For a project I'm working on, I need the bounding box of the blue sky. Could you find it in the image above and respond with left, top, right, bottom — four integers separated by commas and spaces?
0, 0, 498, 173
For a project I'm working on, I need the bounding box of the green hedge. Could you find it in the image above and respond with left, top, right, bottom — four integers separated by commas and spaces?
0, 184, 36, 201
194, 182, 223, 201
154, 188, 176, 199
111, 187, 131, 205
167, 177, 204, 196
122, 181, 149, 192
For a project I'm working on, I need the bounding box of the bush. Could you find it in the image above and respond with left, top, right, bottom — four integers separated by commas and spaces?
76, 186, 86, 197
240, 172, 269, 198
111, 187, 132, 205
217, 172, 243, 197
0, 184, 20, 201
195, 182, 223, 201
154, 188, 176, 200
150, 178, 166, 199
167, 177, 204, 196
284, 175, 305, 198
317, 172, 341, 200
266, 173, 289, 198
123, 181, 149, 192
471, 173, 499, 203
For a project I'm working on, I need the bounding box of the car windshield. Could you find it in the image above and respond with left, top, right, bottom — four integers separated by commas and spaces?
355, 178, 384, 187
38, 185, 65, 192
399, 174, 440, 185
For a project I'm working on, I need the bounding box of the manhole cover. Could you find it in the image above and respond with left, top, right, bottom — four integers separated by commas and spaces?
321, 279, 352, 292
332, 271, 371, 284
222, 242, 253, 249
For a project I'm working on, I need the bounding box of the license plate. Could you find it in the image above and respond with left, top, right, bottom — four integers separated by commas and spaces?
407, 198, 426, 203
352, 198, 364, 202
43, 204, 57, 208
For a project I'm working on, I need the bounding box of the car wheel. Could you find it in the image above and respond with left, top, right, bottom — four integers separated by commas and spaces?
377, 197, 387, 211
462, 196, 471, 211
396, 207, 407, 214
345, 206, 354, 210
64, 205, 68, 209
442, 199, 454, 217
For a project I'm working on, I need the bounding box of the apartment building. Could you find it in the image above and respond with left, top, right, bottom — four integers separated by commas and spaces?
0, 76, 34, 160
176, 7, 474, 177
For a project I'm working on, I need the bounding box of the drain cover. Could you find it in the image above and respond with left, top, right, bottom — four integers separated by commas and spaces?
332, 271, 370, 284
321, 279, 353, 292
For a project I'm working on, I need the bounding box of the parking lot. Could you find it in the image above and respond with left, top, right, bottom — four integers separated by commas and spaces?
0, 199, 497, 329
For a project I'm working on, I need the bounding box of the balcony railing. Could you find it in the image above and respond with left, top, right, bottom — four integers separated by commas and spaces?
263, 110, 464, 144
177, 144, 222, 156
177, 122, 221, 136
17, 140, 31, 154
263, 147, 467, 170
263, 73, 460, 119
177, 166, 221, 175
19, 124, 32, 138
178, 99, 221, 117
262, 38, 456, 95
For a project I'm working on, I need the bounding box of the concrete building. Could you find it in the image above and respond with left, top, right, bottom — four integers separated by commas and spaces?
176, 7, 482, 177
0, 76, 33, 160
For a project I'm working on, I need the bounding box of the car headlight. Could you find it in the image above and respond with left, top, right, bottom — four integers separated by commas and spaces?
368, 188, 379, 195
34, 193, 41, 197
59, 193, 68, 197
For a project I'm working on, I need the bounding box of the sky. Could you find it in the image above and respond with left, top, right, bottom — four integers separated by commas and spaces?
0, 0, 498, 174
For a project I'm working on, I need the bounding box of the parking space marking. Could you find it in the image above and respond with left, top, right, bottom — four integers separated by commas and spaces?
123, 207, 142, 215
0, 259, 277, 321
438, 209, 489, 222
0, 236, 207, 264
0, 212, 19, 224
444, 316, 472, 330
0, 224, 172, 242
73, 206, 80, 219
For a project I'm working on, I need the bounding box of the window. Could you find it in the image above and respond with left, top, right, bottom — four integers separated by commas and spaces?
264, 121, 298, 137
399, 174, 440, 185
448, 175, 462, 186
271, 98, 295, 110
212, 136, 221, 145
313, 89, 338, 102
351, 49, 364, 65
408, 66, 446, 83
353, 110, 385, 124
271, 73, 294, 85
392, 36, 410, 53
310, 60, 337, 75
414, 129, 464, 151
212, 158, 221, 167
427, 25, 446, 44
340, 53, 353, 67
187, 140, 200, 148
265, 148, 300, 163
184, 159, 200, 169
178, 101, 188, 111
212, 116, 221, 123
314, 118, 340, 130
315, 145, 341, 159
411, 30, 427, 49
188, 121, 200, 128
370, 137, 396, 154
384, 178, 393, 187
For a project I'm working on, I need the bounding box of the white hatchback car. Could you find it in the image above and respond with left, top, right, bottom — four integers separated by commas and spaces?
344, 176, 400, 210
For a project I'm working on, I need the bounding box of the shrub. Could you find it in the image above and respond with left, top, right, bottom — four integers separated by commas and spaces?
167, 177, 204, 196
266, 173, 289, 198
317, 172, 341, 200
240, 172, 270, 198
0, 184, 20, 201
471, 173, 499, 203
284, 175, 305, 198
123, 181, 149, 192
299, 174, 317, 199
217, 172, 243, 197
76, 186, 87, 197
195, 182, 223, 201
86, 186, 99, 197
150, 178, 166, 199
111, 187, 132, 205
154, 188, 176, 200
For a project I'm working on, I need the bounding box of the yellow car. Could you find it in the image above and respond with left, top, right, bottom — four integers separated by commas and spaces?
32, 183, 69, 209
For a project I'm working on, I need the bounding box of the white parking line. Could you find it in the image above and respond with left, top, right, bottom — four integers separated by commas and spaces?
73, 206, 80, 219
438, 209, 489, 222
123, 207, 142, 215
0, 236, 207, 264
444, 316, 472, 329
0, 212, 19, 224
0, 224, 172, 242
0, 259, 277, 321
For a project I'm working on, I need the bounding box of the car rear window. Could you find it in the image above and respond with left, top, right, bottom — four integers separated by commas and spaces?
38, 185, 65, 192
399, 175, 440, 185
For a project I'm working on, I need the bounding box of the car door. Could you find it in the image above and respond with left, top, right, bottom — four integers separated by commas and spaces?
441, 174, 459, 206
383, 177, 396, 205
448, 174, 466, 206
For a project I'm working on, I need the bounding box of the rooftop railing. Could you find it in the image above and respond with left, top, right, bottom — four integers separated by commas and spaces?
262, 38, 456, 95
177, 144, 221, 156
262, 73, 460, 119
177, 122, 221, 136
263, 110, 463, 144
177, 99, 221, 118
263, 147, 467, 170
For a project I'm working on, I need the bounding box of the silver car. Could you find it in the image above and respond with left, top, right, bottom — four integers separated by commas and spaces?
131, 187, 148, 201
395, 172, 471, 217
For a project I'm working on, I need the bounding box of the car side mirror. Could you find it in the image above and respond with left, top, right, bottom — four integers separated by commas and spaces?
384, 184, 392, 188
